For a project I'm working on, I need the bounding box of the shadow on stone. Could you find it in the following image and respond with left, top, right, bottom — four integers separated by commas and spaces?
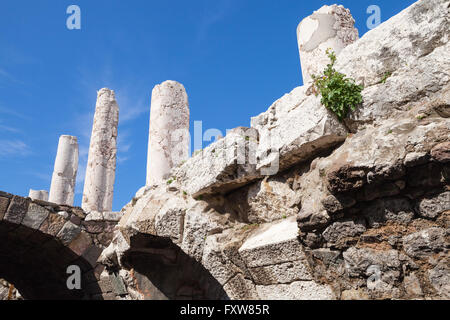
121, 233, 229, 300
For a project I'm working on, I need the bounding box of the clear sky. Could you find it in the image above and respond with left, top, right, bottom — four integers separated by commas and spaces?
0, 0, 417, 211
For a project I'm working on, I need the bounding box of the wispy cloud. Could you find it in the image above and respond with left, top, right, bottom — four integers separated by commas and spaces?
0, 105, 29, 120
0, 139, 31, 158
0, 124, 20, 133
29, 171, 52, 183
0, 67, 24, 86
196, 0, 232, 42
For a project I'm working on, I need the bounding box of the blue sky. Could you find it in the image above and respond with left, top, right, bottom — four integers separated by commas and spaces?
0, 0, 416, 211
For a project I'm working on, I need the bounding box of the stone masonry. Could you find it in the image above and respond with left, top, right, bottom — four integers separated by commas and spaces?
1, 0, 449, 301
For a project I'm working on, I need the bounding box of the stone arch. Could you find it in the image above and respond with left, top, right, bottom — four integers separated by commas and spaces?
105, 231, 229, 300
0, 192, 114, 300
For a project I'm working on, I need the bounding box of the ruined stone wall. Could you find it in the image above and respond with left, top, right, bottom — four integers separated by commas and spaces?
97, 0, 449, 300
1, 0, 449, 300
0, 191, 123, 300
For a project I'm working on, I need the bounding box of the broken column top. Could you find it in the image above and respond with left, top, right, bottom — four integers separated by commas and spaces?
48, 135, 79, 206
151, 80, 188, 107
147, 80, 190, 186
297, 4, 359, 83
28, 189, 49, 201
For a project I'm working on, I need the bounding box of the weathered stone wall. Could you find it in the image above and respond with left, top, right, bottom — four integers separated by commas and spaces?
1, 0, 448, 300
97, 0, 449, 301
0, 191, 123, 300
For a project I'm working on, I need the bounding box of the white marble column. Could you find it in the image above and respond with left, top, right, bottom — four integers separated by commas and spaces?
146, 80, 190, 186
297, 5, 359, 84
48, 135, 79, 205
28, 189, 49, 201
82, 88, 119, 213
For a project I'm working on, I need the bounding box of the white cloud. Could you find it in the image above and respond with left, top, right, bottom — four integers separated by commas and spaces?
197, 0, 232, 42
0, 124, 20, 133
0, 139, 31, 157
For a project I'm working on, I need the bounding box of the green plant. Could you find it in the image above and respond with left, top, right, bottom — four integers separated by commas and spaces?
312, 49, 364, 121
379, 71, 392, 84
387, 129, 393, 135
183, 191, 187, 196
166, 179, 173, 185
416, 114, 427, 120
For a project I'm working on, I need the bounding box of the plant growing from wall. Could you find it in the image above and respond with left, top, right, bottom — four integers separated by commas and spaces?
312, 49, 363, 121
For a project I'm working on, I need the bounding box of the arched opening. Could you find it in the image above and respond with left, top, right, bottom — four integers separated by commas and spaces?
119, 233, 229, 300
0, 196, 103, 300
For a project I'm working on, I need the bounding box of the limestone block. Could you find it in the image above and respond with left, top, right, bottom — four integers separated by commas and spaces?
56, 221, 82, 246
22, 203, 50, 229
238, 217, 306, 268
336, 0, 450, 88
245, 177, 299, 223
249, 260, 313, 285
28, 190, 49, 201
251, 86, 347, 173
4, 196, 29, 226
0, 197, 10, 219
202, 235, 241, 285
82, 88, 119, 213
297, 4, 358, 83
181, 203, 227, 262
175, 127, 261, 197
334, 0, 450, 130
256, 281, 334, 300
147, 80, 189, 185
223, 274, 260, 300
49, 135, 79, 206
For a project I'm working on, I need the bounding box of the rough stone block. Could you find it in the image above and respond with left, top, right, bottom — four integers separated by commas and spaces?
416, 192, 450, 219
431, 142, 450, 163
57, 221, 82, 245
68, 231, 93, 256
39, 212, 67, 236
402, 228, 448, 259
256, 281, 334, 300
334, 0, 450, 130
251, 87, 347, 173
22, 203, 50, 230
4, 196, 29, 226
249, 260, 313, 285
175, 127, 260, 197
222, 273, 260, 300
238, 217, 305, 268
0, 196, 10, 219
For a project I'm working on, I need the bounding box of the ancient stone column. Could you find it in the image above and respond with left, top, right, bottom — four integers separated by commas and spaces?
146, 81, 190, 186
28, 189, 49, 201
297, 5, 359, 84
48, 135, 79, 206
82, 88, 119, 213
